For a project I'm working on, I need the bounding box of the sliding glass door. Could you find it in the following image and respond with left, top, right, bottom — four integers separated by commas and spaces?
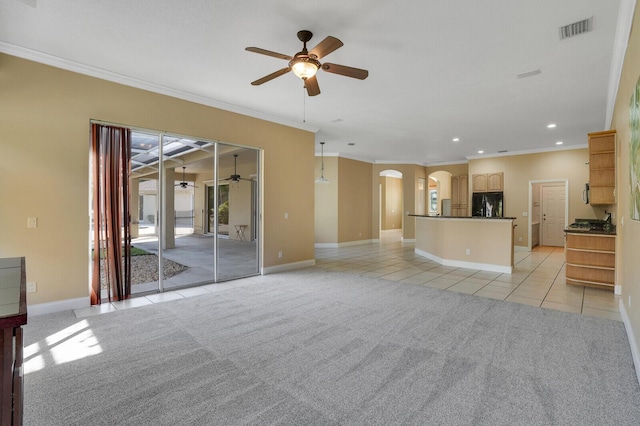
216, 146, 259, 281
93, 125, 260, 299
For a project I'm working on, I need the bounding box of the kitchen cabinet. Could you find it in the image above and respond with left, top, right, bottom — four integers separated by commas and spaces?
472, 172, 503, 192
450, 175, 468, 216
488, 172, 503, 191
588, 130, 616, 205
565, 232, 615, 290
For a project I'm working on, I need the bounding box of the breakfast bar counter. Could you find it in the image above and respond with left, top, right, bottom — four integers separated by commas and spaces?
410, 215, 516, 274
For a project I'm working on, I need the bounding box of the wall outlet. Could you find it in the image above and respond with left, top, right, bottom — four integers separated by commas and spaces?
27, 282, 37, 293
522, 212, 528, 217
27, 217, 37, 228
518, 237, 523, 241
278, 251, 283, 258
284, 212, 288, 219
465, 248, 470, 255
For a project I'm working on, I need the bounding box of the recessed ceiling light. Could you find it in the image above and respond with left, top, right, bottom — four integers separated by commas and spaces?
452, 138, 460, 142
478, 150, 484, 154
547, 123, 557, 129
556, 141, 563, 145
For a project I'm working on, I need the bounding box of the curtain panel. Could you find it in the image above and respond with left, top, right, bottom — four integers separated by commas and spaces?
90, 123, 132, 304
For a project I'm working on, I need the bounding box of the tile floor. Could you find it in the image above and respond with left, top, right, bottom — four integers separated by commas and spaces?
314, 236, 621, 321
75, 232, 621, 322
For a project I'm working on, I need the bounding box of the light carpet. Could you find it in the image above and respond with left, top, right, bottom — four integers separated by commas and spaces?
23, 269, 640, 425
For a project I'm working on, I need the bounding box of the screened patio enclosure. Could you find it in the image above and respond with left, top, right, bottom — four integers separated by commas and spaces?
90, 127, 260, 299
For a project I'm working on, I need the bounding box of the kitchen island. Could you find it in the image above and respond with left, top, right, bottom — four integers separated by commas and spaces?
411, 215, 516, 274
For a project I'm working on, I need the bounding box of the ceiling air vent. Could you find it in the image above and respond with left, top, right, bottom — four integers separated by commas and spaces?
559, 17, 593, 40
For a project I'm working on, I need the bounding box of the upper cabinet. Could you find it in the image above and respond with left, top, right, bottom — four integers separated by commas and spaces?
472, 172, 503, 192
487, 172, 503, 191
589, 130, 616, 205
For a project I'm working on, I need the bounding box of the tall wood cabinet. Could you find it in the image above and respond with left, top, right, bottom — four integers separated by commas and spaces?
588, 130, 616, 205
472, 172, 503, 192
451, 175, 468, 216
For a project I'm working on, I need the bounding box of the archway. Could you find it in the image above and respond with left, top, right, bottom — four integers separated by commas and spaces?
427, 170, 453, 216
379, 169, 403, 241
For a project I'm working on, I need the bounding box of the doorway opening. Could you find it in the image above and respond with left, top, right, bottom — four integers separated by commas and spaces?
426, 171, 454, 216
529, 180, 568, 249
379, 169, 403, 241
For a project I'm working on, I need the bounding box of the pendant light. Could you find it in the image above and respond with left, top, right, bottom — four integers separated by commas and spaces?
315, 142, 330, 184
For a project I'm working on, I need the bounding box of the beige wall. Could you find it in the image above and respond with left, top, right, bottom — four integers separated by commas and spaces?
338, 158, 373, 242
469, 149, 605, 247
0, 53, 315, 306
611, 1, 640, 367
314, 156, 373, 245
381, 176, 403, 230
314, 156, 339, 244
426, 163, 469, 178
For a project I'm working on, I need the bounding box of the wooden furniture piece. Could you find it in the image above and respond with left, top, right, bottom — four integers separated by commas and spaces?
588, 130, 616, 205
450, 175, 468, 217
0, 257, 26, 426
472, 172, 503, 192
565, 232, 615, 290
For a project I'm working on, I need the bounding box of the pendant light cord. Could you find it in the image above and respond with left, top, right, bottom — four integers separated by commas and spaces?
303, 83, 306, 123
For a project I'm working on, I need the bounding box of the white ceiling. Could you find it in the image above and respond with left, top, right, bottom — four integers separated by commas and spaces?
0, 0, 631, 165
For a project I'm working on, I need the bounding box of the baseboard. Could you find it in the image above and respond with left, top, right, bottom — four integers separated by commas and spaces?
401, 238, 416, 243
315, 239, 376, 248
415, 248, 513, 274
28, 297, 89, 317
514, 246, 529, 252
261, 259, 316, 274
620, 299, 640, 387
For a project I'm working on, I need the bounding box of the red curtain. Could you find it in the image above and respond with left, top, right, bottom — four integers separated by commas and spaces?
91, 124, 132, 304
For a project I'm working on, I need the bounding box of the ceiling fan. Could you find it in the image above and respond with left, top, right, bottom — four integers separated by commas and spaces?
246, 30, 368, 96
175, 166, 198, 189
222, 154, 252, 183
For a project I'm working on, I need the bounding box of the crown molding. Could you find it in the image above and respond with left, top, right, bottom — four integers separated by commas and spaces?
0, 42, 319, 134
605, 0, 637, 128
465, 144, 587, 161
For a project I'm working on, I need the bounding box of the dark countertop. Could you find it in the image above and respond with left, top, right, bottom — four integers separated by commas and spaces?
410, 214, 516, 220
565, 228, 616, 236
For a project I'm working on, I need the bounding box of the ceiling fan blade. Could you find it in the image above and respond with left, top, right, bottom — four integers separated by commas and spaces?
251, 67, 291, 86
321, 63, 369, 80
245, 47, 292, 61
305, 75, 320, 96
309, 36, 343, 59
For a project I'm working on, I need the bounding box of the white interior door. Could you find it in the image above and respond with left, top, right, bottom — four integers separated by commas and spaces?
541, 184, 566, 247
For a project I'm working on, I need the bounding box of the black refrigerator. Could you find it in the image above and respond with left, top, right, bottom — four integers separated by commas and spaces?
472, 192, 504, 217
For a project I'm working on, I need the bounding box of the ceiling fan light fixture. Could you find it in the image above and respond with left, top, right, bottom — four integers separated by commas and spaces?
290, 57, 319, 80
